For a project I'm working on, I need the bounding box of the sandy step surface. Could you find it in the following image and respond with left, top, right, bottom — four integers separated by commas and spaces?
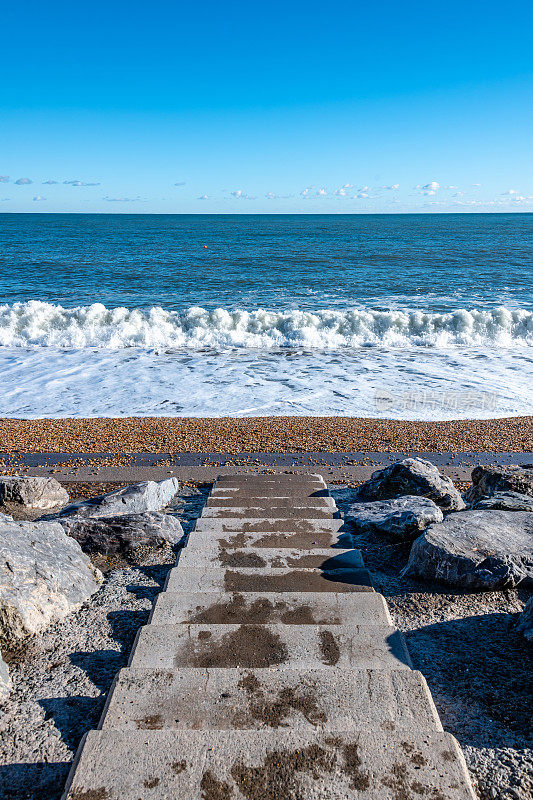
193, 517, 346, 533
177, 546, 364, 570
100, 667, 442, 732
128, 623, 411, 670
149, 591, 391, 626
63, 728, 476, 800
164, 566, 374, 593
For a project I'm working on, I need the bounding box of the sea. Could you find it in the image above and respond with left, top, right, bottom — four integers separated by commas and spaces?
0, 213, 532, 419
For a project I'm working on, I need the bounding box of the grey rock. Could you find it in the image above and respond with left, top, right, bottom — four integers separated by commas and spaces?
0, 518, 102, 648
465, 465, 533, 505
60, 512, 183, 558
346, 495, 443, 540
516, 597, 533, 642
0, 652, 11, 701
353, 457, 465, 511
473, 491, 533, 512
58, 478, 179, 519
0, 476, 69, 511
403, 510, 533, 589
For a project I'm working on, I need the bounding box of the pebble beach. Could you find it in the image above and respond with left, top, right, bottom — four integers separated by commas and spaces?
1, 416, 532, 454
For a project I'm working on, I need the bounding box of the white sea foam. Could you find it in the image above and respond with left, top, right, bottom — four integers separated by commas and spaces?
1, 301, 533, 349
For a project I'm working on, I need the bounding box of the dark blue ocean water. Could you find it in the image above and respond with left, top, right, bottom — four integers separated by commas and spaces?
0, 213, 532, 418
1, 213, 532, 311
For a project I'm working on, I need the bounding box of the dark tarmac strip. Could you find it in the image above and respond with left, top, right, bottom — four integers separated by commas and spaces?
1, 450, 530, 484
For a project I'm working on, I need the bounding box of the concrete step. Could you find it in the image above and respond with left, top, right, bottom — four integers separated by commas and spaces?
200, 506, 339, 519
178, 547, 364, 571
211, 487, 330, 498
215, 474, 325, 484
150, 591, 391, 626
185, 528, 353, 549
63, 728, 476, 800
128, 623, 410, 670
205, 496, 336, 508
100, 667, 442, 732
164, 566, 374, 593
193, 517, 345, 533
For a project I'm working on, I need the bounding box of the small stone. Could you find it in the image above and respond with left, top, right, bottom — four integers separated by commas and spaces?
0, 652, 11, 701
0, 476, 69, 511
516, 597, 533, 642
345, 496, 443, 540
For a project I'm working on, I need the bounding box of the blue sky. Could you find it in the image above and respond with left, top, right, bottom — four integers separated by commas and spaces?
1, 0, 532, 213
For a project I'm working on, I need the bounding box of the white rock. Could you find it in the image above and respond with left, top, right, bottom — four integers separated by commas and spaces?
0, 476, 69, 511
403, 510, 533, 589
345, 496, 443, 540
0, 652, 11, 701
58, 478, 179, 519
0, 518, 102, 648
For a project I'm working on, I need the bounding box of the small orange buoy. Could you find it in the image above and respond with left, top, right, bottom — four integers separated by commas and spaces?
203, 245, 208, 249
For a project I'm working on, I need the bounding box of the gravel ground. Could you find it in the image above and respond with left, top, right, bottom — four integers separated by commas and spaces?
1, 479, 531, 800
0, 483, 209, 800
332, 486, 533, 800
0, 415, 532, 453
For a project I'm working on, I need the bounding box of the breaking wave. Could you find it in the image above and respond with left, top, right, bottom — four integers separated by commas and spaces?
1, 301, 532, 350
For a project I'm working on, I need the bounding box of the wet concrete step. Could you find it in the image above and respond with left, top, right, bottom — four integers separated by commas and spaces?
185, 527, 353, 549
128, 623, 410, 670
164, 566, 374, 593
199, 506, 339, 519
193, 517, 345, 534
100, 667, 442, 732
178, 546, 364, 571
149, 591, 391, 626
63, 728, 476, 800
205, 495, 336, 508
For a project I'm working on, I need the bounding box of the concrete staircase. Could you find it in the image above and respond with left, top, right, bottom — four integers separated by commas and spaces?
62, 473, 476, 799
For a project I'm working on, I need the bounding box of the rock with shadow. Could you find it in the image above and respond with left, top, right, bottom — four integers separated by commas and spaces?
403, 510, 533, 589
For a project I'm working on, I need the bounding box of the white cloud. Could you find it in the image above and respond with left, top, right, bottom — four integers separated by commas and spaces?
359, 185, 371, 192
64, 180, 100, 186
342, 183, 354, 189
198, 194, 210, 200
42, 179, 58, 185
0, 175, 9, 183
174, 181, 186, 186
472, 183, 482, 187
230, 189, 256, 199
102, 196, 142, 202
334, 188, 346, 196
32, 195, 46, 201
501, 189, 518, 196
383, 184, 400, 190
15, 177, 33, 185
356, 192, 369, 199
300, 186, 314, 197
316, 187, 327, 196
265, 192, 277, 199
415, 180, 440, 195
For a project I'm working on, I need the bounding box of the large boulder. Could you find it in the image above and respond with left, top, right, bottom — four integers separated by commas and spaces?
353, 458, 465, 511
0, 653, 11, 701
473, 491, 533, 512
0, 518, 102, 648
517, 597, 533, 642
0, 476, 69, 511
345, 496, 443, 540
465, 465, 533, 505
59, 512, 184, 558
57, 478, 179, 519
403, 510, 533, 589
